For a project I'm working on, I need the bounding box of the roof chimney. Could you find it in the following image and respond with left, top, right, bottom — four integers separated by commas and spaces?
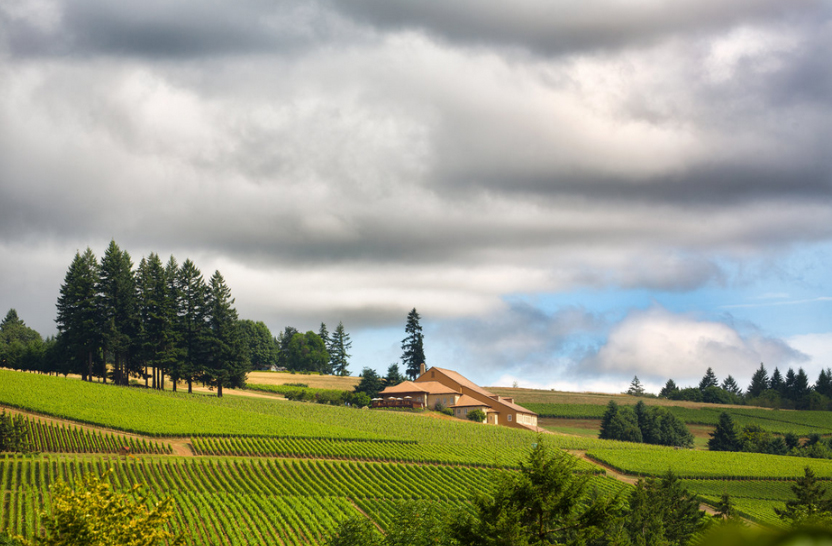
419, 362, 426, 376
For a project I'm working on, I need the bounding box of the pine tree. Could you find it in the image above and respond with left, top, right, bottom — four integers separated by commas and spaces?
775, 467, 832, 525
659, 379, 679, 398
770, 367, 785, 394
176, 259, 209, 393
135, 253, 176, 389
746, 363, 769, 398
56, 249, 102, 381
699, 367, 719, 391
627, 471, 705, 545
721, 375, 742, 396
401, 308, 426, 380
97, 241, 138, 386
204, 271, 249, 397
784, 368, 797, 401
794, 368, 811, 400
385, 364, 404, 387
627, 376, 645, 396
160, 256, 182, 391
708, 412, 740, 451
318, 323, 330, 359
817, 368, 832, 398
329, 321, 352, 376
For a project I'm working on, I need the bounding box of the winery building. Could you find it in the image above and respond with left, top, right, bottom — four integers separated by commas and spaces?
373, 365, 539, 431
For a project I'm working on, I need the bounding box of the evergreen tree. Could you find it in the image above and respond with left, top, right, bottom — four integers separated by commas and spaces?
708, 412, 740, 452
355, 367, 384, 399
203, 271, 249, 397
747, 363, 769, 398
97, 241, 138, 386
0, 309, 45, 373
384, 364, 404, 387
770, 367, 785, 394
793, 368, 811, 400
329, 322, 352, 376
698, 367, 718, 391
159, 256, 182, 390
599, 401, 642, 443
653, 406, 694, 448
175, 259, 209, 393
659, 379, 679, 398
135, 253, 175, 389
784, 368, 797, 401
721, 375, 742, 396
401, 308, 426, 380
627, 376, 645, 396
816, 368, 832, 398
56, 249, 102, 381
318, 323, 331, 369
774, 467, 832, 525
627, 471, 705, 545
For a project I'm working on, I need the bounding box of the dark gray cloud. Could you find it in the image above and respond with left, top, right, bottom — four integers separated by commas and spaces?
1, 0, 831, 375
332, 0, 824, 56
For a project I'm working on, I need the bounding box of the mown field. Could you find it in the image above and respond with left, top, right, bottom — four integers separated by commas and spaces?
0, 369, 821, 541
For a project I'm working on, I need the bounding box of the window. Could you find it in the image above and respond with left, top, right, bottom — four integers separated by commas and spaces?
507, 414, 512, 422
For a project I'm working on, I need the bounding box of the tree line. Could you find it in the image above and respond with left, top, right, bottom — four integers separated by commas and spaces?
0, 241, 355, 394
645, 364, 832, 410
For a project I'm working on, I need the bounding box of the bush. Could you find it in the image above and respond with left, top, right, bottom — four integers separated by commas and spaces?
466, 409, 486, 423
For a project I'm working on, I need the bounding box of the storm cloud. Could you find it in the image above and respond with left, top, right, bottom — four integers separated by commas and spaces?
1, 0, 830, 388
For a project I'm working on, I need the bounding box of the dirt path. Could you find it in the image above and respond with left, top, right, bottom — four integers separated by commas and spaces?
348, 498, 386, 534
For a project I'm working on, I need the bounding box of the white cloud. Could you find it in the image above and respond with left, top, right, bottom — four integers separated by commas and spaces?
583, 306, 808, 387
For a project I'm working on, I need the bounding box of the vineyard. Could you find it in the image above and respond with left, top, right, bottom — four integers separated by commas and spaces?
0, 370, 819, 543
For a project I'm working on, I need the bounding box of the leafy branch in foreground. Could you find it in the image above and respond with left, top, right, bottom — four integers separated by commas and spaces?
31, 469, 185, 546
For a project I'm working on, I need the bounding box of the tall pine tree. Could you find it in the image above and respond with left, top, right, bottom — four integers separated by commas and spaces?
329, 321, 352, 376
204, 271, 248, 397
97, 241, 138, 386
401, 308, 426, 380
176, 259, 209, 393
747, 363, 769, 398
56, 249, 102, 381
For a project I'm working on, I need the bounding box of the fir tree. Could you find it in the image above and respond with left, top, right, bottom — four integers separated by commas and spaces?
627, 376, 645, 397
384, 364, 404, 387
775, 467, 832, 525
698, 367, 718, 391
97, 241, 138, 386
793, 368, 811, 400
204, 271, 249, 396
721, 375, 742, 396
747, 363, 769, 398
56, 249, 102, 381
176, 259, 209, 393
784, 368, 797, 401
770, 367, 785, 394
817, 368, 832, 398
708, 412, 740, 451
401, 308, 426, 380
329, 322, 352, 376
659, 379, 679, 398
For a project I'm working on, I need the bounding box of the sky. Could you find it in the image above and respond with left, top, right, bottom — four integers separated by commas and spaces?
1, 0, 831, 394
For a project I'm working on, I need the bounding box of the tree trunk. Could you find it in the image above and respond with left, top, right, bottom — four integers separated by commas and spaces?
217, 383, 223, 397
187, 379, 192, 394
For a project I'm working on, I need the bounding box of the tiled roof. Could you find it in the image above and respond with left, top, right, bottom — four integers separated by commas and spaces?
450, 395, 494, 410
379, 380, 457, 396
428, 368, 537, 416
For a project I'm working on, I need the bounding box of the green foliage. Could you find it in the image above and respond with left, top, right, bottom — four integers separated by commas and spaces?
708, 412, 740, 452
385, 364, 405, 387
203, 270, 249, 395
774, 467, 832, 526
659, 379, 679, 399
601, 401, 691, 447
628, 376, 645, 396
401, 308, 426, 380
326, 517, 383, 546
286, 331, 330, 373
329, 322, 352, 376
747, 363, 770, 399
356, 367, 385, 399
239, 320, 278, 371
466, 409, 486, 423
36, 469, 185, 546
699, 368, 719, 391
0, 410, 31, 453
627, 471, 705, 546
450, 440, 624, 545
600, 401, 643, 443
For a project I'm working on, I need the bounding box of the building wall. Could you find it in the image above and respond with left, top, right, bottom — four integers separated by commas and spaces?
427, 393, 460, 409
418, 369, 536, 430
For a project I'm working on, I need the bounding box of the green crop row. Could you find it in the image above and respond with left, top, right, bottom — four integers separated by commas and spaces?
0, 455, 502, 544
586, 448, 832, 479
13, 415, 171, 455
0, 370, 387, 441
